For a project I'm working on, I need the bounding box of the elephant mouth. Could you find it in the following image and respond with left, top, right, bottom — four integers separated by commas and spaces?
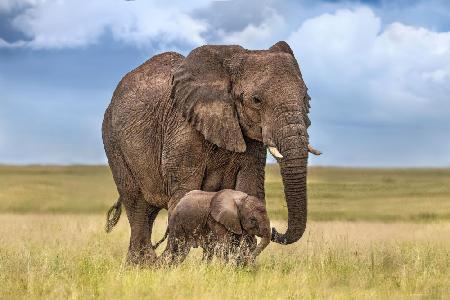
266, 144, 321, 160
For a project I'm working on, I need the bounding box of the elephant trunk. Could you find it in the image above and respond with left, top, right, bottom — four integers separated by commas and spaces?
270, 112, 309, 245
252, 237, 270, 257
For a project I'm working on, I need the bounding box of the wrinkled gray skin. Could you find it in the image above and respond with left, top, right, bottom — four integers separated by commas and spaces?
158, 189, 271, 266
103, 41, 312, 265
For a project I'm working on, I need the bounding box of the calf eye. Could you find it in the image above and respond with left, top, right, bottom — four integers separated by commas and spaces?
252, 95, 262, 105
249, 217, 258, 228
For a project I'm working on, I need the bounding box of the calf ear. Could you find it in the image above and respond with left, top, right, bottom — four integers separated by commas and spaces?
210, 190, 246, 234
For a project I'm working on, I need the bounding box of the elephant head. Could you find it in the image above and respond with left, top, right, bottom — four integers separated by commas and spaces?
172, 41, 315, 245
210, 190, 271, 257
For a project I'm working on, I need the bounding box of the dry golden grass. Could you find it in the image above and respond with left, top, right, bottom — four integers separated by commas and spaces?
1, 165, 450, 299
1, 214, 449, 299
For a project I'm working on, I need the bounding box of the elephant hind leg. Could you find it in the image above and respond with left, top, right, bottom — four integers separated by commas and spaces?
124, 195, 161, 266
103, 119, 161, 266
157, 236, 191, 268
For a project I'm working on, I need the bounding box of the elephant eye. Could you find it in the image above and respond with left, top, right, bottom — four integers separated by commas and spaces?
249, 217, 258, 227
252, 95, 262, 105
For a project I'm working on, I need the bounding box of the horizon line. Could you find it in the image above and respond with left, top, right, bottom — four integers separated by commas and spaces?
1, 163, 449, 170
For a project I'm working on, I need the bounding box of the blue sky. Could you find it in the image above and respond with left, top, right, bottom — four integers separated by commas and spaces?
0, 0, 449, 166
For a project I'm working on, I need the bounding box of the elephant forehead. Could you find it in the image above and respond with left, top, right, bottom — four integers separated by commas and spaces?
243, 52, 298, 73
243, 199, 268, 217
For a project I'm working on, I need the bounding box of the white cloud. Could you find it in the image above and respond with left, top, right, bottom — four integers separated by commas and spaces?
0, 0, 209, 49
288, 7, 450, 124
217, 7, 287, 49
0, 0, 43, 13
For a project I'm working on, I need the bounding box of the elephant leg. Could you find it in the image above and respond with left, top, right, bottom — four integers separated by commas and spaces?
236, 234, 257, 266
123, 195, 160, 266
173, 242, 190, 266
227, 234, 242, 263
234, 139, 266, 200
159, 237, 190, 267
202, 249, 214, 263
104, 132, 160, 265
158, 241, 175, 266
212, 240, 230, 263
201, 242, 215, 263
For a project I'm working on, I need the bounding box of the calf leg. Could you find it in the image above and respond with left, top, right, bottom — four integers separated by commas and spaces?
236, 234, 257, 266
158, 237, 190, 267
201, 242, 215, 263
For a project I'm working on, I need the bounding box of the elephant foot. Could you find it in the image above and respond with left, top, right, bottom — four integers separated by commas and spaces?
234, 234, 257, 266
126, 244, 158, 267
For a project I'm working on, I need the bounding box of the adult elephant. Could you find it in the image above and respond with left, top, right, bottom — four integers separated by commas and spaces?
102, 41, 318, 264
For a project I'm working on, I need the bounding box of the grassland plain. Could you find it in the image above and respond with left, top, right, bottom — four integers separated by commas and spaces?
1, 165, 450, 221
0, 165, 449, 299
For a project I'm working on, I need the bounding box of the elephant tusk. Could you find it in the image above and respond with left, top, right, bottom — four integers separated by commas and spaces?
308, 144, 322, 156
268, 146, 283, 159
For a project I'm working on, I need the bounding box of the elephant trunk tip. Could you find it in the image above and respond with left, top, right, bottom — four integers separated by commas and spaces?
271, 224, 306, 245
308, 144, 322, 156
271, 227, 288, 244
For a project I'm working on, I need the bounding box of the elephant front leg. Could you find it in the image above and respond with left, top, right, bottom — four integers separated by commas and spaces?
201, 233, 215, 263
227, 233, 243, 263
166, 170, 205, 214
236, 234, 257, 266
234, 140, 266, 261
235, 139, 266, 201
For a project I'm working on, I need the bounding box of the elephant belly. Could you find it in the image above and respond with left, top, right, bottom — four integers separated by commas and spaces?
201, 169, 225, 191
142, 190, 169, 209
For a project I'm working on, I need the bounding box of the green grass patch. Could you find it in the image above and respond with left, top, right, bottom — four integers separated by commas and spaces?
1, 165, 450, 222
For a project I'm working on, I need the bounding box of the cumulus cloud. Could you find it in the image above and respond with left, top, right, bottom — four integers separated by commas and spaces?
289, 7, 450, 123
192, 0, 290, 49
0, 0, 209, 49
218, 7, 287, 49
285, 7, 450, 166
0, 0, 42, 13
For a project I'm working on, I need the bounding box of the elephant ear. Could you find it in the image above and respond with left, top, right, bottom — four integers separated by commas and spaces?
210, 190, 247, 234
171, 45, 247, 153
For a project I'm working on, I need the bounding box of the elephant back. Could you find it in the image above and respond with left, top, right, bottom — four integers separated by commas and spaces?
110, 51, 185, 128
170, 190, 216, 233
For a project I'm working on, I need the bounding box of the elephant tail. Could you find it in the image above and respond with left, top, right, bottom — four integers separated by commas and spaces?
152, 227, 169, 249
105, 197, 122, 233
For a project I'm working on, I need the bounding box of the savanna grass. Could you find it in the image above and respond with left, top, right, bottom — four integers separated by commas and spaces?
1, 215, 449, 299
1, 165, 449, 299
1, 165, 450, 222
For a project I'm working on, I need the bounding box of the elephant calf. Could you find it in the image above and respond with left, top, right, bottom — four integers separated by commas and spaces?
158, 189, 271, 266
